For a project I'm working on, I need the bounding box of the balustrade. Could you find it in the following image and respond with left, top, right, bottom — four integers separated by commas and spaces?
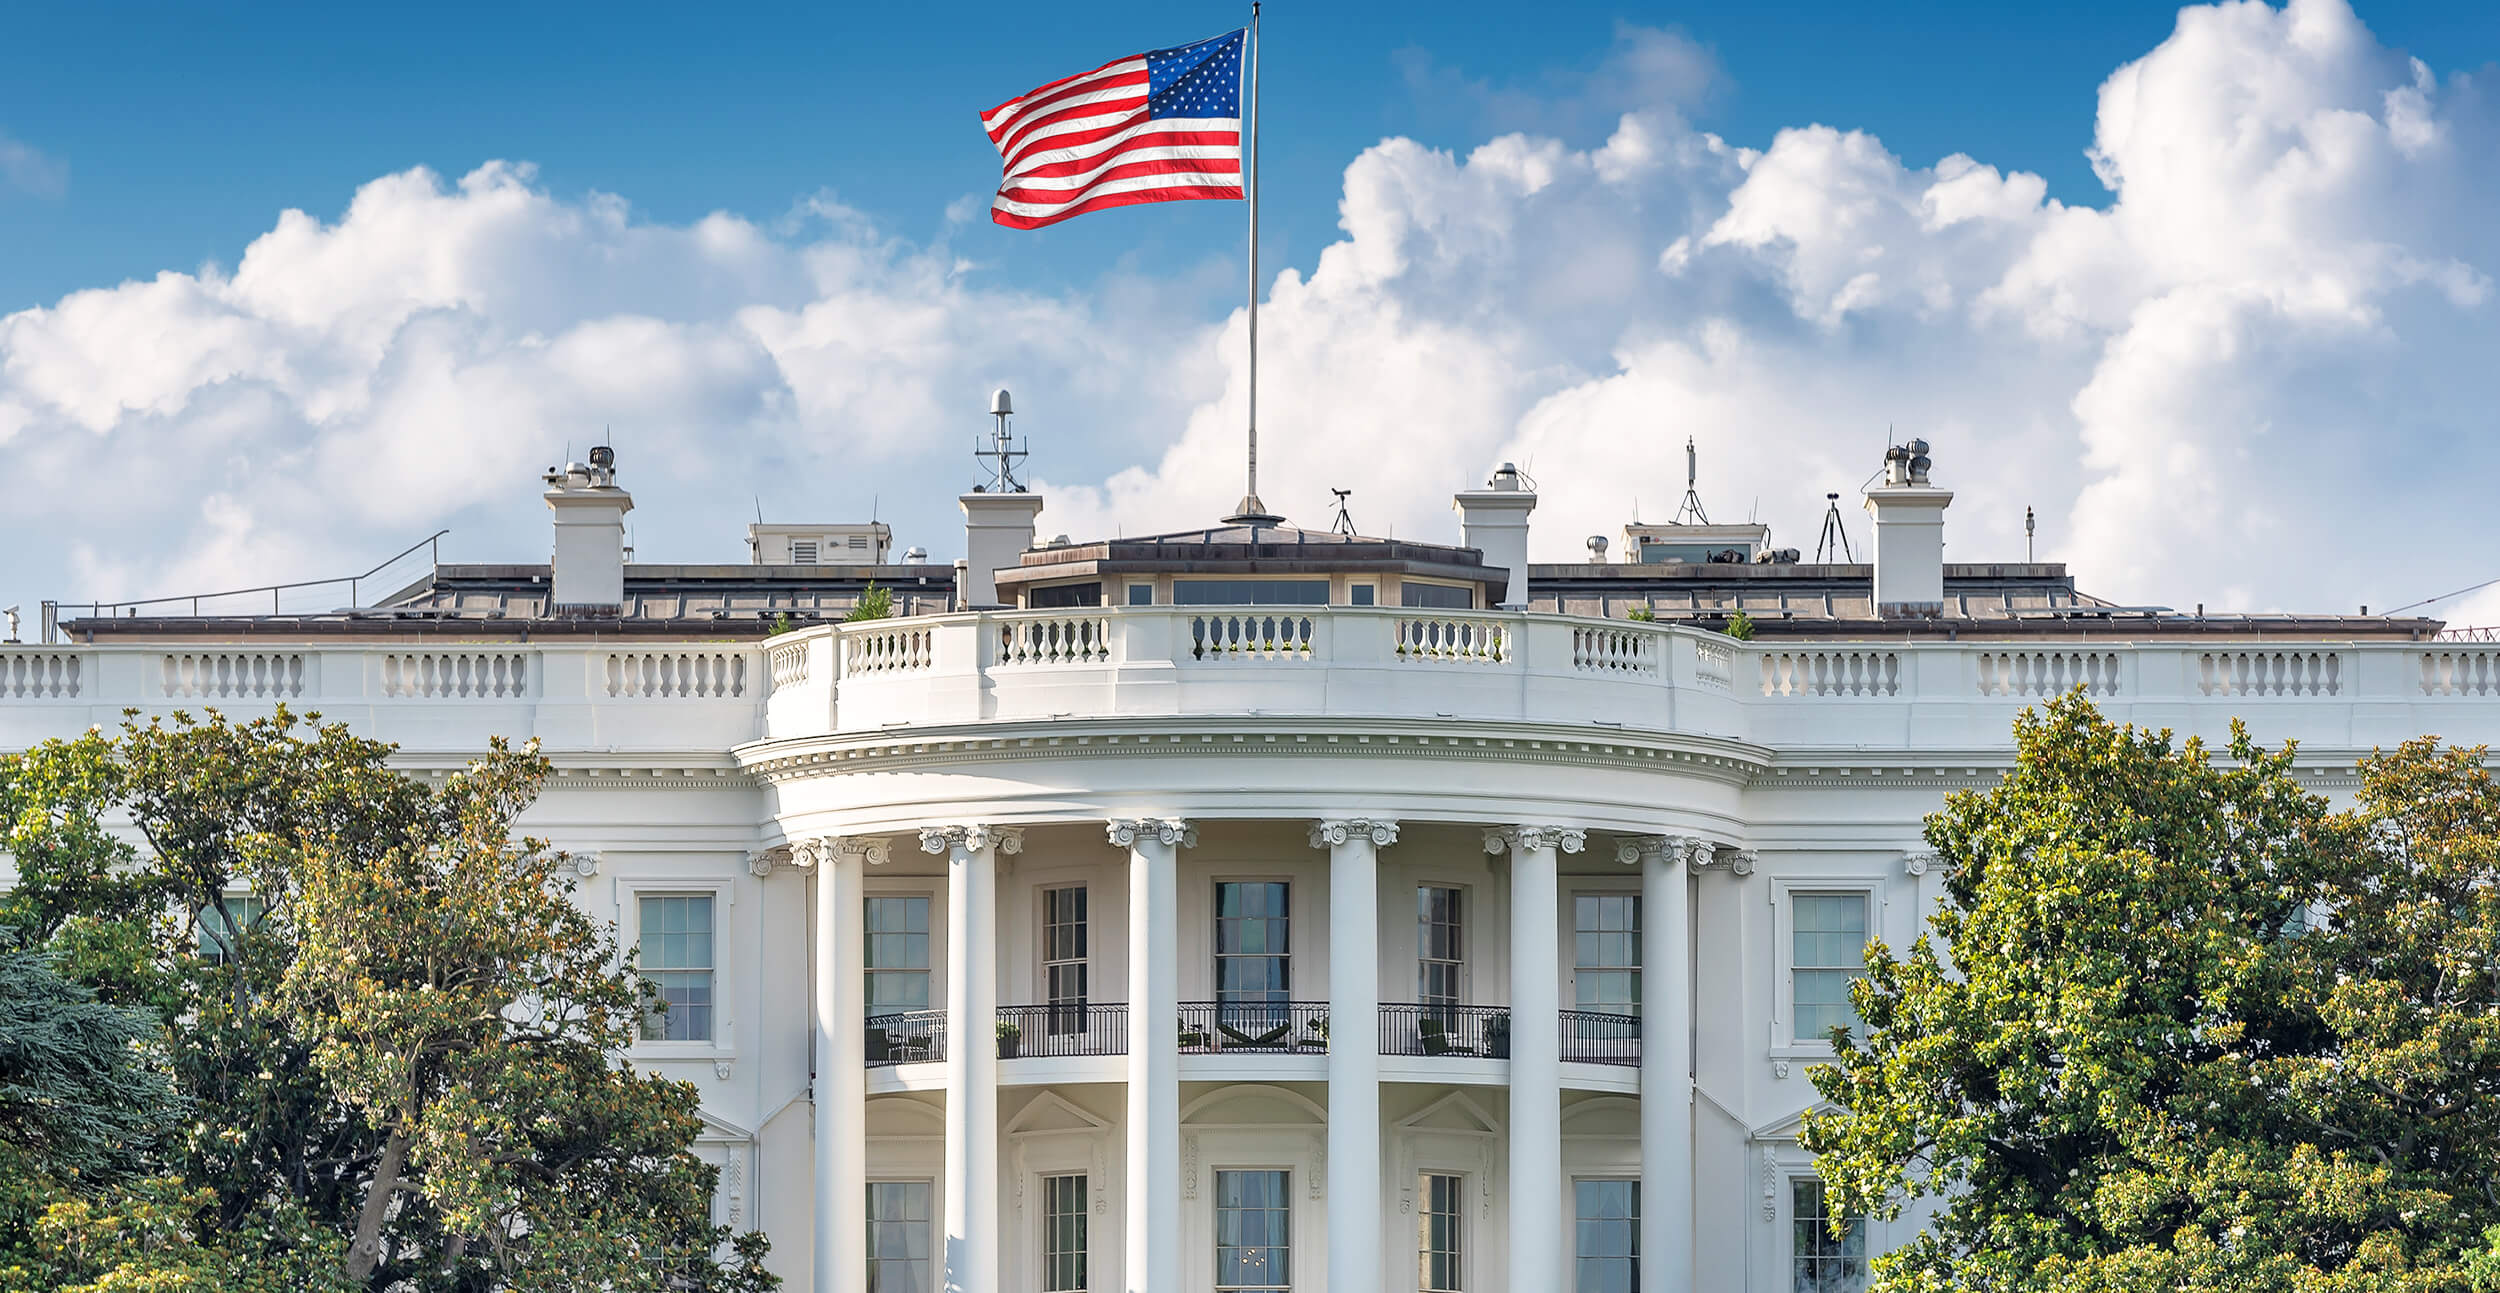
843, 624, 933, 674
1187, 611, 1315, 661
997, 615, 1109, 666
993, 1002, 1127, 1057
161, 652, 306, 700
2420, 650, 2500, 697
606, 651, 746, 699
1379, 1003, 1510, 1059
1758, 649, 1900, 698
1557, 1009, 1641, 1067
864, 1010, 946, 1067
2199, 650, 2340, 697
1176, 1001, 1331, 1053
0, 652, 80, 699
1974, 649, 2120, 697
768, 641, 812, 690
1396, 615, 1506, 664
1572, 625, 1652, 675
379, 651, 530, 699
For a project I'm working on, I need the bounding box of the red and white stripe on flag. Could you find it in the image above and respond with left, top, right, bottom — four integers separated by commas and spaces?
980, 33, 1245, 230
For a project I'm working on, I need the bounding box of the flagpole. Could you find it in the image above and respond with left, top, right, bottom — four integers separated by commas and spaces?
1230, 3, 1279, 524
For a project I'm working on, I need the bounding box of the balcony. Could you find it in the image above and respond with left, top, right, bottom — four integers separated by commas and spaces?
1558, 1010, 1641, 1067
864, 1010, 945, 1067
1378, 1003, 1511, 1059
1176, 1001, 1332, 1054
995, 1002, 1129, 1058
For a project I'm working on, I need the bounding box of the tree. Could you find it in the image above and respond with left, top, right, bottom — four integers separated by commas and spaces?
0, 710, 775, 1290
845, 582, 894, 621
1804, 694, 2500, 1290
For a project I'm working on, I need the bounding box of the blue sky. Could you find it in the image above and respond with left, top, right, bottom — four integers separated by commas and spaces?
4, 1, 2500, 621
7, 1, 2492, 315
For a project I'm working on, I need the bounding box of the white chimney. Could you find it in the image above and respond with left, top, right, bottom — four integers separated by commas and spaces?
960, 490, 1043, 609
543, 446, 632, 614
1454, 463, 1538, 609
1862, 438, 1953, 617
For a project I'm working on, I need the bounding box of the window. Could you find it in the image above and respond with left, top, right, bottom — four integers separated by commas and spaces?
867, 1181, 932, 1292
1792, 894, 1869, 1044
1573, 1179, 1639, 1293
1573, 894, 1641, 1012
1792, 1178, 1866, 1292
1214, 882, 1291, 1008
1400, 582, 1475, 609
790, 540, 819, 563
1419, 886, 1463, 1010
197, 894, 266, 965
1419, 1172, 1464, 1291
1174, 579, 1329, 605
1043, 886, 1088, 1036
1215, 1170, 1291, 1292
1030, 582, 1101, 609
866, 896, 933, 1015
1349, 584, 1376, 606
638, 894, 714, 1042
1043, 1174, 1088, 1291
1127, 582, 1155, 606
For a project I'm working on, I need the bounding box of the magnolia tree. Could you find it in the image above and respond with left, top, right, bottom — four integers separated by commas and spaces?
0, 710, 774, 1291
1805, 695, 2500, 1291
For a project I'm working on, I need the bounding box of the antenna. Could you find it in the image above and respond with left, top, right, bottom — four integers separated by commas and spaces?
2024, 506, 2036, 563
1329, 488, 1357, 536
1814, 492, 1856, 563
1673, 436, 1710, 525
976, 388, 1029, 493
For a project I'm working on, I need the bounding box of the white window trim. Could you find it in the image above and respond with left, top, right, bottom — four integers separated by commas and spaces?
1415, 881, 1473, 1005
1204, 1158, 1306, 1293
1564, 882, 1642, 1013
1759, 1140, 1879, 1293
864, 881, 943, 1020
1769, 878, 1881, 1059
1013, 1125, 1108, 1293
866, 1176, 941, 1292
1210, 875, 1296, 1002
621, 877, 735, 1059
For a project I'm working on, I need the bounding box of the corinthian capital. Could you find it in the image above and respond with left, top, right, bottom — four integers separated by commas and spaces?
1483, 825, 1587, 856
1107, 818, 1197, 849
1309, 818, 1400, 849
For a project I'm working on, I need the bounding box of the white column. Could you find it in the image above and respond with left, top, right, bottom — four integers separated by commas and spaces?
1625, 837, 1692, 1293
1490, 824, 1582, 1292
800, 836, 883, 1293
1314, 818, 1396, 1293
1112, 818, 1191, 1293
926, 824, 1020, 1293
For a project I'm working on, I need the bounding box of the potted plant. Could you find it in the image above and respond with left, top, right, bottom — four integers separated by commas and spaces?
996, 1019, 1022, 1059
1484, 1011, 1511, 1059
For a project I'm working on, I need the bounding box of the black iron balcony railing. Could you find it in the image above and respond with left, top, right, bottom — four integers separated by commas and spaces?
1177, 1000, 1332, 1053
864, 1010, 945, 1067
1558, 1009, 1641, 1066
996, 1002, 1129, 1058
1379, 1003, 1512, 1058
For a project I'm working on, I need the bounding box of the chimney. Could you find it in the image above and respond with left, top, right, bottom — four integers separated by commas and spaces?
1454, 462, 1538, 609
960, 491, 1043, 609
543, 446, 632, 615
1862, 438, 1953, 617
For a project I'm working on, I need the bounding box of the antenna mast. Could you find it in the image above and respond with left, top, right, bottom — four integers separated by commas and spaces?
1814, 492, 1856, 563
978, 388, 1028, 493
1223, 5, 1282, 526
2025, 506, 2036, 563
1672, 436, 1710, 525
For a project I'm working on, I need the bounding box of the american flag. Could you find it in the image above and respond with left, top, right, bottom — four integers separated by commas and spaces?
982, 30, 1245, 230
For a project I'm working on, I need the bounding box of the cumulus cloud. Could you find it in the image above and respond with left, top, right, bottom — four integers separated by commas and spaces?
0, 130, 66, 199
2, 0, 2495, 624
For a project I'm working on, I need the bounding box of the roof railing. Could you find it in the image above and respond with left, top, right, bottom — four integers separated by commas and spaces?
41, 530, 448, 643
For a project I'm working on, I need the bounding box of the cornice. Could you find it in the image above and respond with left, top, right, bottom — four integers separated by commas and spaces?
735, 716, 1771, 786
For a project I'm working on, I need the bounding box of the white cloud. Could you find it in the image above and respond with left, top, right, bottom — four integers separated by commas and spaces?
0, 130, 66, 199
3, 0, 2496, 624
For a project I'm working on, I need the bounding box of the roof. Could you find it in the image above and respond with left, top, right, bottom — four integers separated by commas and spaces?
996, 524, 1504, 590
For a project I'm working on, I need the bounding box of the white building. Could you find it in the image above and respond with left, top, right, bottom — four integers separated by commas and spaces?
2, 432, 2483, 1293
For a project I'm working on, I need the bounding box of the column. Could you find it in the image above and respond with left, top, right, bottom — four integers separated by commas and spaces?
1489, 824, 1582, 1291
1112, 818, 1191, 1293
1313, 818, 1397, 1293
925, 824, 1020, 1293
1624, 837, 1692, 1293
801, 836, 884, 1293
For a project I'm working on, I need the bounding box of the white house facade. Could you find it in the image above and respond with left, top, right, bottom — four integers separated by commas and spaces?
3, 432, 2487, 1293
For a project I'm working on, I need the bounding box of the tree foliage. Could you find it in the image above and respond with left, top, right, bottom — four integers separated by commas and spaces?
1806, 693, 2500, 1291
0, 709, 774, 1290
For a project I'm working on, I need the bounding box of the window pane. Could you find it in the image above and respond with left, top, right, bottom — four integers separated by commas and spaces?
1792, 1178, 1866, 1292
1573, 894, 1642, 1010
1574, 1180, 1639, 1293
867, 1181, 933, 1293
1791, 893, 1869, 1042
1400, 582, 1475, 609
1419, 1173, 1464, 1291
1042, 1174, 1088, 1291
1175, 579, 1329, 605
638, 895, 715, 1042
1215, 1170, 1291, 1291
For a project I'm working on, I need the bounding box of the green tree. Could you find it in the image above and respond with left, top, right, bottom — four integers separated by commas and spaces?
845, 581, 894, 621
1805, 694, 2500, 1291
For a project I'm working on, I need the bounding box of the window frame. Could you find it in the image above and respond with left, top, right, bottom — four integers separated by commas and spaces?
1041, 884, 1090, 1036
622, 878, 735, 1058
635, 891, 719, 1044
1211, 1167, 1296, 1293
864, 889, 939, 1021
1569, 888, 1643, 1015
1417, 884, 1466, 1009
1212, 878, 1293, 1008
1041, 1171, 1090, 1292
197, 890, 268, 966
1417, 1170, 1466, 1292
866, 1178, 936, 1293
1788, 1174, 1869, 1293
1771, 879, 1879, 1056
1569, 1176, 1640, 1293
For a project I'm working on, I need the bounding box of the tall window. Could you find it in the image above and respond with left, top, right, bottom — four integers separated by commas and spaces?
1419, 1172, 1464, 1291
1419, 886, 1463, 1009
638, 894, 714, 1042
1792, 1178, 1867, 1292
1792, 894, 1869, 1043
1573, 894, 1642, 1012
1043, 1174, 1088, 1292
197, 894, 266, 965
867, 1181, 932, 1292
1215, 1169, 1292, 1293
865, 896, 932, 1015
1043, 887, 1089, 1036
1214, 882, 1291, 1007
1573, 1179, 1639, 1293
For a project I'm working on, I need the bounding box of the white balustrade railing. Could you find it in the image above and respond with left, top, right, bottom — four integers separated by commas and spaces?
1758, 649, 1900, 698
2420, 650, 2500, 697
1189, 611, 1317, 661
0, 652, 80, 699
606, 651, 747, 699
844, 624, 933, 674
2199, 650, 2340, 697
1573, 625, 1654, 675
162, 652, 306, 700
1975, 650, 2121, 697
769, 640, 812, 690
1693, 641, 1734, 690
379, 652, 531, 699
998, 614, 1110, 666
1396, 615, 1507, 664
